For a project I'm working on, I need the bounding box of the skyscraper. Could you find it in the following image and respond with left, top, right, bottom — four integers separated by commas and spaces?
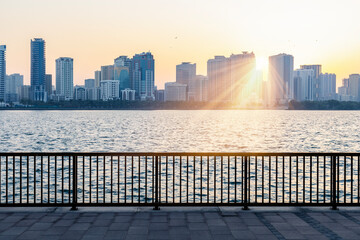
45, 74, 52, 98
300, 65, 322, 100
31, 38, 46, 101
229, 52, 256, 102
348, 74, 360, 101
319, 73, 336, 100
56, 57, 74, 100
114, 56, 131, 90
132, 52, 155, 100
0, 45, 5, 102
207, 56, 231, 102
293, 69, 314, 101
176, 62, 196, 86
101, 65, 114, 81
94, 70, 101, 88
5, 73, 23, 102
268, 53, 294, 105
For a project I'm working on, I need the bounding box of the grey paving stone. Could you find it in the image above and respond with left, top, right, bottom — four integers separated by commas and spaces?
131, 219, 149, 226
103, 230, 127, 240
125, 234, 148, 240
209, 226, 232, 235
148, 230, 170, 240
169, 219, 187, 226
169, 212, 186, 219
189, 230, 213, 240
231, 230, 257, 240
151, 216, 167, 222
0, 222, 16, 232
17, 230, 42, 240
128, 226, 149, 235
109, 222, 130, 231
59, 230, 86, 240
92, 218, 112, 227
1, 226, 27, 236
114, 216, 132, 223
280, 230, 307, 240
248, 226, 273, 235
254, 234, 278, 240
149, 222, 168, 230
0, 236, 17, 240
29, 222, 52, 230
43, 226, 69, 235
207, 218, 227, 226
212, 235, 235, 240
98, 213, 115, 219
188, 222, 209, 230
85, 226, 108, 236
169, 226, 190, 235
54, 219, 75, 227
69, 223, 91, 231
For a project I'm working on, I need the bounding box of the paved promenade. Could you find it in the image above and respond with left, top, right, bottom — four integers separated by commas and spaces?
0, 207, 359, 240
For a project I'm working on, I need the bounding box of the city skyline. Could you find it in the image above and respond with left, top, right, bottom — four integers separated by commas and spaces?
1, 0, 360, 88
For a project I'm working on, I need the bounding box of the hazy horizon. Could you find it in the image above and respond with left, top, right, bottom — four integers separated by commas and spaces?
2, 0, 360, 88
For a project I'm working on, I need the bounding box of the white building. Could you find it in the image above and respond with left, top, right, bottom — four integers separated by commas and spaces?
164, 82, 187, 101
74, 85, 86, 100
101, 80, 120, 101
121, 88, 135, 101
293, 69, 314, 101
56, 57, 74, 100
188, 75, 208, 101
0, 45, 6, 102
5, 74, 23, 102
319, 73, 336, 100
268, 54, 294, 105
176, 62, 196, 86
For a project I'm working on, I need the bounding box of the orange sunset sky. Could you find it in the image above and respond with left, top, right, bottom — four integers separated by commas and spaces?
1, 0, 360, 88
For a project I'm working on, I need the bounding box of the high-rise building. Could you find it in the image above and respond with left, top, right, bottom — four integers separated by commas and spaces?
176, 62, 196, 86
229, 52, 256, 102
164, 82, 187, 101
0, 45, 5, 102
132, 52, 155, 100
293, 69, 314, 101
319, 73, 336, 100
45, 74, 52, 98
121, 88, 136, 101
100, 80, 120, 101
300, 65, 322, 100
188, 75, 208, 101
94, 70, 101, 88
5, 73, 23, 102
114, 56, 131, 90
85, 79, 95, 89
207, 56, 231, 102
74, 85, 86, 100
56, 57, 74, 100
268, 53, 294, 105
31, 38, 46, 101
348, 74, 360, 101
101, 65, 114, 81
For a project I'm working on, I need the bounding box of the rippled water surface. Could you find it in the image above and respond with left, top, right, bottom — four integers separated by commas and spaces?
1, 110, 360, 152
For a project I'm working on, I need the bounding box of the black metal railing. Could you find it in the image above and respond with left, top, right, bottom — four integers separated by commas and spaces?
0, 153, 359, 209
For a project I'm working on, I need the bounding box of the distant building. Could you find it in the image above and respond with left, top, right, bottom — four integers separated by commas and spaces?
164, 82, 187, 101
300, 65, 322, 100
74, 85, 86, 100
293, 69, 314, 101
319, 73, 336, 100
155, 89, 165, 102
121, 88, 135, 101
45, 74, 52, 98
85, 79, 95, 89
207, 56, 230, 102
188, 75, 208, 101
114, 56, 131, 91
56, 57, 74, 100
31, 38, 47, 101
348, 74, 360, 101
19, 85, 31, 101
94, 70, 101, 88
101, 80, 119, 101
268, 53, 294, 105
0, 45, 5, 102
176, 62, 196, 86
132, 52, 155, 100
5, 73, 23, 102
101, 65, 114, 81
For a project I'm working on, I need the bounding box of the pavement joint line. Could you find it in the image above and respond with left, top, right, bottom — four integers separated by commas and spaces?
295, 209, 342, 240
255, 212, 286, 240
338, 212, 360, 225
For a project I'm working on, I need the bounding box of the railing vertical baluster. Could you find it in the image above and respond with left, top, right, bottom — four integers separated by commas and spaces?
193, 156, 195, 203
351, 156, 353, 204
69, 156, 71, 204
34, 156, 36, 204
228, 156, 230, 203
103, 156, 106, 203
269, 156, 271, 203
131, 156, 134, 203
180, 156, 182, 203
235, 156, 237, 203
27, 156, 29, 204
324, 156, 326, 203
138, 156, 141, 203
186, 156, 188, 204
153, 155, 160, 210
13, 156, 15, 204
221, 156, 223, 203
55, 156, 57, 204
71, 155, 78, 210
40, 156, 43, 204
289, 156, 292, 203
214, 156, 216, 203
282, 156, 285, 204
62, 156, 64, 204
337, 156, 340, 204
207, 156, 209, 204
173, 156, 175, 203
310, 156, 312, 204
296, 156, 298, 204
243, 156, 249, 210
145, 156, 147, 203
111, 156, 113, 204
82, 156, 85, 203
200, 156, 202, 203
48, 156, 50, 203
118, 156, 120, 203
20, 156, 23, 204
344, 156, 346, 204
165, 156, 167, 203
317, 156, 319, 203
90, 156, 92, 204
331, 155, 338, 210
97, 156, 99, 203
6, 156, 8, 204
303, 156, 305, 203
255, 156, 258, 203
262, 156, 264, 204
275, 156, 278, 203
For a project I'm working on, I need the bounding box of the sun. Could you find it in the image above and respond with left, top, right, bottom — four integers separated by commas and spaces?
256, 56, 268, 71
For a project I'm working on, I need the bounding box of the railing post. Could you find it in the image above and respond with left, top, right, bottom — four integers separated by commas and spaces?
331, 155, 338, 210
71, 155, 78, 211
153, 155, 160, 210
243, 156, 249, 210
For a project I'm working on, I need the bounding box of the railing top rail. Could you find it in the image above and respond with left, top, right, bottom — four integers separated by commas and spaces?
0, 152, 359, 157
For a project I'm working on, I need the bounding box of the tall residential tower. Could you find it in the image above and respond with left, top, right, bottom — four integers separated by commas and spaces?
56, 57, 74, 100
31, 38, 46, 101
0, 45, 6, 102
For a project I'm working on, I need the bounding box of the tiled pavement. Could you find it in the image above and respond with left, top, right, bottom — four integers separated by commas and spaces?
0, 207, 359, 239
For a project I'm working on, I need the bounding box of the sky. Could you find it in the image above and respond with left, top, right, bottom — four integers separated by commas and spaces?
1, 0, 360, 88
